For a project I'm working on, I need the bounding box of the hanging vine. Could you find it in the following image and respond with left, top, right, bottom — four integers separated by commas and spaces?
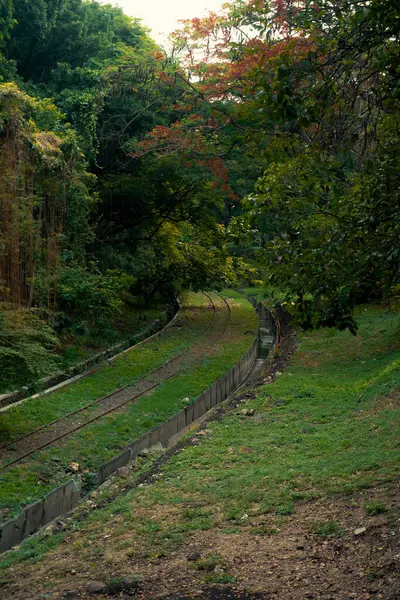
0, 83, 91, 314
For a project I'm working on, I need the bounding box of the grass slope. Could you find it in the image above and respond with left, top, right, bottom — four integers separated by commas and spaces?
0, 291, 257, 521
1, 302, 398, 582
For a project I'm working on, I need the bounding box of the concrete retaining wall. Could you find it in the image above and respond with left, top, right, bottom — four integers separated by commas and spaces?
0, 479, 80, 553
246, 297, 278, 357
0, 303, 271, 554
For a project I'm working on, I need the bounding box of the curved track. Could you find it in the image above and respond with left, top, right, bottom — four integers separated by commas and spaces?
0, 292, 231, 472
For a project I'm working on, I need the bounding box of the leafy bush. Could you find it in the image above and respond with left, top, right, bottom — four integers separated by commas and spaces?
129, 223, 237, 303
0, 305, 60, 392
56, 266, 135, 334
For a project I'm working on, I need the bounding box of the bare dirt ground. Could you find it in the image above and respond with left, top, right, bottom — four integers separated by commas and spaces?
138, 480, 400, 600
2, 479, 399, 600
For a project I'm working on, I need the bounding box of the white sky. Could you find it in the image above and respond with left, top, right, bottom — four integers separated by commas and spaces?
102, 0, 225, 45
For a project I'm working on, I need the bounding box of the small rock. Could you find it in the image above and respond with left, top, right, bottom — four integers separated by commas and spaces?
253, 413, 265, 421
138, 442, 164, 457
274, 399, 286, 407
54, 520, 67, 532
214, 566, 225, 574
69, 462, 80, 473
187, 552, 202, 562
354, 527, 367, 536
86, 581, 107, 594
116, 466, 130, 478
240, 408, 255, 416
44, 525, 55, 536
275, 371, 282, 376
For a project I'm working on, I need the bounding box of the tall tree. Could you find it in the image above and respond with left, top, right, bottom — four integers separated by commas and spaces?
148, 0, 400, 331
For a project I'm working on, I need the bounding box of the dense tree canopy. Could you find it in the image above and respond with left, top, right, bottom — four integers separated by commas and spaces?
0, 0, 243, 388
140, 0, 400, 332
0, 0, 236, 310
0, 0, 399, 390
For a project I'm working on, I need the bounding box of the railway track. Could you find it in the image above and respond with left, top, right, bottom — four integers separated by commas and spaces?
0, 292, 231, 472
0, 293, 215, 449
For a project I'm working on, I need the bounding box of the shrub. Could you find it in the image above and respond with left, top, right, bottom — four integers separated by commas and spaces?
0, 305, 60, 391
56, 266, 135, 333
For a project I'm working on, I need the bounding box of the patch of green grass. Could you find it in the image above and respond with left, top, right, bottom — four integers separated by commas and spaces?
275, 503, 294, 516
205, 573, 236, 584
0, 292, 258, 520
0, 533, 65, 569
180, 507, 214, 531
238, 286, 268, 303
250, 525, 278, 536
221, 527, 241, 534
238, 285, 286, 303
310, 520, 344, 538
77, 303, 399, 553
0, 293, 209, 444
59, 305, 168, 368
365, 502, 387, 516
193, 554, 221, 571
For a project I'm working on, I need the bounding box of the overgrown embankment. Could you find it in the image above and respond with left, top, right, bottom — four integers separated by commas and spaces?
1, 302, 398, 599
0, 303, 168, 397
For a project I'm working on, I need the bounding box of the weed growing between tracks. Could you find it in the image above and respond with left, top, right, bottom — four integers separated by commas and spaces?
0, 292, 257, 520
1, 303, 398, 595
